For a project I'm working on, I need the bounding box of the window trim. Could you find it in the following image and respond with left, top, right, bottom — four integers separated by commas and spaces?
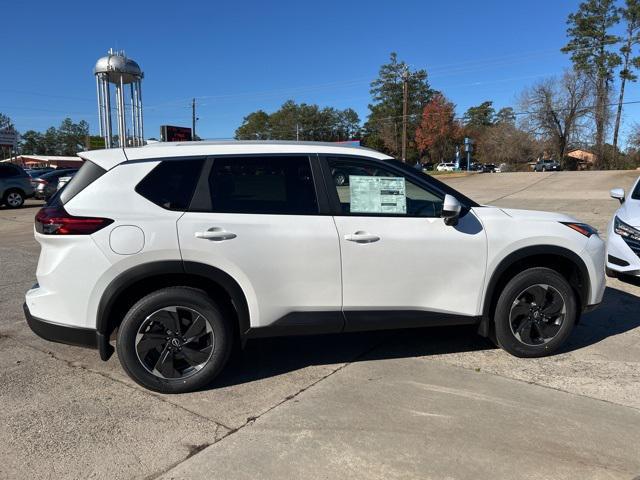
319, 154, 471, 219
188, 153, 330, 216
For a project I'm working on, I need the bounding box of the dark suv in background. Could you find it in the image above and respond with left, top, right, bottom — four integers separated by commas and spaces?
534, 159, 562, 172
0, 163, 34, 208
31, 168, 79, 201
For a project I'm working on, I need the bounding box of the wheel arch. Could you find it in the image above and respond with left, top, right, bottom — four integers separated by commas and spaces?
96, 260, 250, 360
479, 245, 590, 336
3, 186, 25, 198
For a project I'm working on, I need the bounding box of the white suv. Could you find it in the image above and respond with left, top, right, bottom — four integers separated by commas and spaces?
24, 141, 606, 393
606, 177, 640, 280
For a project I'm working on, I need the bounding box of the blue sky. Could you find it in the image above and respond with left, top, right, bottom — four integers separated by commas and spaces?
1, 0, 639, 144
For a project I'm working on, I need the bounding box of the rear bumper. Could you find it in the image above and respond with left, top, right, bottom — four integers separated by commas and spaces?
24, 302, 98, 349
24, 303, 115, 361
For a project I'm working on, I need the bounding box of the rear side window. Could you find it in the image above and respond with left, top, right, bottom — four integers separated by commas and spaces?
209, 156, 318, 215
136, 159, 204, 211
58, 162, 106, 205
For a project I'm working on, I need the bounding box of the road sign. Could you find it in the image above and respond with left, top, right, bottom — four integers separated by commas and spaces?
0, 128, 18, 147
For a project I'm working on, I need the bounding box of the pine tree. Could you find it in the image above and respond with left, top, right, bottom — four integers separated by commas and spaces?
562, 0, 621, 169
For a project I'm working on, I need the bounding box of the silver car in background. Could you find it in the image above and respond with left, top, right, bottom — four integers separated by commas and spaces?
32, 168, 78, 201
56, 173, 76, 193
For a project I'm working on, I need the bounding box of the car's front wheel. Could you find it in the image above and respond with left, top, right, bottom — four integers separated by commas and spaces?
3, 189, 25, 208
116, 287, 232, 393
493, 267, 577, 358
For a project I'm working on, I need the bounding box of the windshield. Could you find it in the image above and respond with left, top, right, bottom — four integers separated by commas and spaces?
632, 178, 640, 200
385, 159, 479, 207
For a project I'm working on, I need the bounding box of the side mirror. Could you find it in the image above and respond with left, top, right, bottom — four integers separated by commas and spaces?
441, 194, 462, 226
610, 188, 625, 204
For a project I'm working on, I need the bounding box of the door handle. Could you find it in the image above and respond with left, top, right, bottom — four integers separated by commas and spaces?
344, 231, 380, 243
195, 228, 237, 241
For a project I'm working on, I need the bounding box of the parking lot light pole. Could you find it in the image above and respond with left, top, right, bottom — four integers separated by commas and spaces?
401, 67, 409, 162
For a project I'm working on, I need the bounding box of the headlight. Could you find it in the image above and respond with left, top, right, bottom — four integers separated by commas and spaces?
561, 222, 598, 237
614, 216, 640, 241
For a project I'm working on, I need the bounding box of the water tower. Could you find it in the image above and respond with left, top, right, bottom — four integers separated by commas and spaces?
94, 49, 144, 148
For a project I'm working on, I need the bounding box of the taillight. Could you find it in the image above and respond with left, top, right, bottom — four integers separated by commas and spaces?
35, 206, 113, 235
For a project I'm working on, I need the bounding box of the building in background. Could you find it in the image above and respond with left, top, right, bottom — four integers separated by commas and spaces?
0, 155, 83, 169
567, 149, 596, 170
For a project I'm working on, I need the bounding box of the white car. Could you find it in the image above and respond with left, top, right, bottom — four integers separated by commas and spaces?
436, 162, 455, 172
606, 178, 640, 280
24, 141, 605, 393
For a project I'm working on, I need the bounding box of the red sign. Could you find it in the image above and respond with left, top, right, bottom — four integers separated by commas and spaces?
161, 125, 192, 142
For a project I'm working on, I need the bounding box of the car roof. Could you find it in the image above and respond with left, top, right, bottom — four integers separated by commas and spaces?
78, 141, 394, 171
38, 168, 78, 178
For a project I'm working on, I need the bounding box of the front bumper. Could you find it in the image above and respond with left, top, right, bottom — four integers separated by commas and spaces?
605, 223, 640, 277
23, 303, 113, 360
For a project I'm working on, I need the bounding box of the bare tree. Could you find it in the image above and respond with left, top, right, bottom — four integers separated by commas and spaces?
627, 122, 640, 150
476, 123, 539, 169
520, 71, 593, 167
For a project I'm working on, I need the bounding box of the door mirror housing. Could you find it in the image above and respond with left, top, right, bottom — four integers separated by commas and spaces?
441, 194, 462, 226
610, 188, 625, 204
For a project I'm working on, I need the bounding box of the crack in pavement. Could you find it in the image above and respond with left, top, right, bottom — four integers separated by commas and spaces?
147, 337, 390, 480
4, 334, 234, 431
425, 355, 640, 415
486, 172, 557, 203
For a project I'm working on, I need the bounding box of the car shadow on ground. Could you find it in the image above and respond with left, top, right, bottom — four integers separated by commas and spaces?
211, 325, 494, 389
562, 285, 640, 353
210, 285, 640, 390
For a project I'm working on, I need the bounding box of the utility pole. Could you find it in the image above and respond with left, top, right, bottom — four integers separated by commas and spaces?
401, 67, 409, 162
191, 98, 196, 140
296, 123, 300, 141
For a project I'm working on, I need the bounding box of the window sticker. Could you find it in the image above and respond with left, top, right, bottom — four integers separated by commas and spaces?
349, 176, 406, 214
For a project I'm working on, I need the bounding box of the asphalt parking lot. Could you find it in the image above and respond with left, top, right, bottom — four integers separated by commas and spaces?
1, 170, 640, 480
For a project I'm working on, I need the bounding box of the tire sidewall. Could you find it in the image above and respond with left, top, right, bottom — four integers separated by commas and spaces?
116, 287, 231, 393
4, 190, 24, 208
494, 268, 577, 358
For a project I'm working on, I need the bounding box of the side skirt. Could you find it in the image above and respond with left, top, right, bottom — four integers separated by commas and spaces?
244, 310, 480, 339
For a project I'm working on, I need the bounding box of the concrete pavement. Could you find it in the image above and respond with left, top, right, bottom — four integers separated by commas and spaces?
161, 356, 640, 480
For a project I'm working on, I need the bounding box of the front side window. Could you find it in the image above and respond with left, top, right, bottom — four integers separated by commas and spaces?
327, 157, 443, 217
209, 156, 318, 215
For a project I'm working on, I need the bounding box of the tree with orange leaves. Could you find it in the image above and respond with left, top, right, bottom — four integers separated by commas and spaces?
415, 93, 461, 164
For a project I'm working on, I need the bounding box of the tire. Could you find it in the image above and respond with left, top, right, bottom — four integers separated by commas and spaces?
116, 287, 232, 393
493, 267, 577, 358
3, 189, 24, 208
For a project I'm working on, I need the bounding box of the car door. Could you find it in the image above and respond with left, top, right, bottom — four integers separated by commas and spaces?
177, 154, 343, 334
322, 156, 487, 331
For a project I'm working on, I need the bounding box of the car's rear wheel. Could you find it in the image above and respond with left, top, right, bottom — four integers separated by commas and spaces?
3, 189, 24, 208
116, 287, 232, 393
493, 267, 577, 358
